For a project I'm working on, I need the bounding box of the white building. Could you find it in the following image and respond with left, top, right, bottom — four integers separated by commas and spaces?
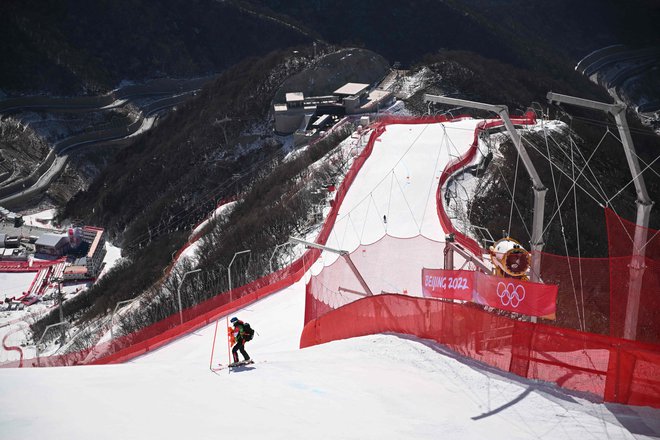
63, 226, 106, 280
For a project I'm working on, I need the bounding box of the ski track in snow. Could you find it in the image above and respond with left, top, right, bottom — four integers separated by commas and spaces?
1, 120, 658, 439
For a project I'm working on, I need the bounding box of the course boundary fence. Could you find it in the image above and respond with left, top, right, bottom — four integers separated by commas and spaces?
301, 114, 660, 408
0, 112, 399, 367
300, 294, 660, 407
8, 114, 656, 409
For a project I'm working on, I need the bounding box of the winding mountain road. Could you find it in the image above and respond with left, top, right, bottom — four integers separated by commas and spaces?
0, 76, 217, 208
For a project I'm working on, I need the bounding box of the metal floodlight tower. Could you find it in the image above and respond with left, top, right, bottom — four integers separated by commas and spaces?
547, 92, 654, 340
289, 237, 374, 296
424, 94, 548, 282
177, 269, 201, 325
110, 298, 137, 343
269, 242, 292, 274
228, 250, 251, 300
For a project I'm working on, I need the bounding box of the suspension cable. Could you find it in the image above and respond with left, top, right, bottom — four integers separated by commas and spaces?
542, 125, 611, 206
541, 122, 585, 330
359, 194, 372, 243
604, 130, 660, 180
519, 137, 606, 238
419, 127, 446, 233
393, 172, 421, 232
385, 171, 395, 234
567, 132, 611, 202
605, 154, 660, 205
507, 144, 522, 236
369, 193, 387, 237
493, 160, 532, 240
571, 138, 587, 331
544, 125, 611, 202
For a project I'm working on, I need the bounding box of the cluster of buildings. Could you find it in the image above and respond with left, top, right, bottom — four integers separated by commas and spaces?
274, 82, 393, 145
32, 226, 107, 280
0, 233, 24, 260
0, 206, 23, 227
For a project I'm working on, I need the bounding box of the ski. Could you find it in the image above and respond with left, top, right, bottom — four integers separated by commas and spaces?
215, 359, 259, 370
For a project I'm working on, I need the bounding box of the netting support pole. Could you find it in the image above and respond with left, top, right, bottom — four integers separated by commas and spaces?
547, 92, 654, 340
444, 241, 493, 275
444, 234, 455, 270
425, 94, 547, 284
289, 236, 374, 296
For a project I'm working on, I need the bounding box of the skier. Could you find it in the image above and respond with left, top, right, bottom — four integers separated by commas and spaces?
229, 317, 252, 365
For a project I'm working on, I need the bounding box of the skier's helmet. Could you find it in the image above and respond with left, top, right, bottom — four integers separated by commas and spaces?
230, 317, 239, 324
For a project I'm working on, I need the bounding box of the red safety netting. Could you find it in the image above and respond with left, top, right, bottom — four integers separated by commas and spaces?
1, 114, 403, 368
606, 208, 660, 344
305, 235, 613, 334
300, 294, 660, 407
301, 116, 660, 408
436, 114, 537, 257
536, 252, 611, 335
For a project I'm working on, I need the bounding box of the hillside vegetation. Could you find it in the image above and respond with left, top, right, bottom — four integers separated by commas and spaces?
0, 0, 311, 95
404, 51, 660, 256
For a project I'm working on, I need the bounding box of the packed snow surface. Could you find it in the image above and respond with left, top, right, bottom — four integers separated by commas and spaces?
1, 120, 658, 439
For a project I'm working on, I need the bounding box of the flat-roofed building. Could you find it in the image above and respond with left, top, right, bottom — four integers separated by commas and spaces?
274, 91, 314, 135
357, 89, 394, 113
83, 226, 106, 279
63, 258, 89, 281
63, 226, 106, 280
274, 81, 389, 136
333, 82, 370, 97
0, 248, 28, 261
333, 83, 370, 114
285, 92, 305, 108
35, 234, 70, 257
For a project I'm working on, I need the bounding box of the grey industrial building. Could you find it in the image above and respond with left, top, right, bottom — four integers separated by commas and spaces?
273, 82, 394, 138
35, 234, 70, 257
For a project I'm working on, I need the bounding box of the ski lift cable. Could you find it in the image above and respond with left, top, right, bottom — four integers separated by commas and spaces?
553, 105, 657, 137
135, 131, 350, 250
563, 113, 660, 137
147, 147, 285, 228
127, 147, 288, 249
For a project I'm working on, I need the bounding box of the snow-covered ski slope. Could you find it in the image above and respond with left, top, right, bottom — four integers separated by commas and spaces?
2, 119, 659, 440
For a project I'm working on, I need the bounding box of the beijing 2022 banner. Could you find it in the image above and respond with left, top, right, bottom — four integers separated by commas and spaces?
422, 268, 557, 318
421, 269, 473, 301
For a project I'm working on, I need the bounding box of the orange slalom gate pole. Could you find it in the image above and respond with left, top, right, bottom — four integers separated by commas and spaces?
209, 317, 220, 371
226, 315, 231, 374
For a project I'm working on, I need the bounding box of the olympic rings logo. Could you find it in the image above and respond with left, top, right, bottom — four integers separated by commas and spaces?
496, 282, 526, 308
